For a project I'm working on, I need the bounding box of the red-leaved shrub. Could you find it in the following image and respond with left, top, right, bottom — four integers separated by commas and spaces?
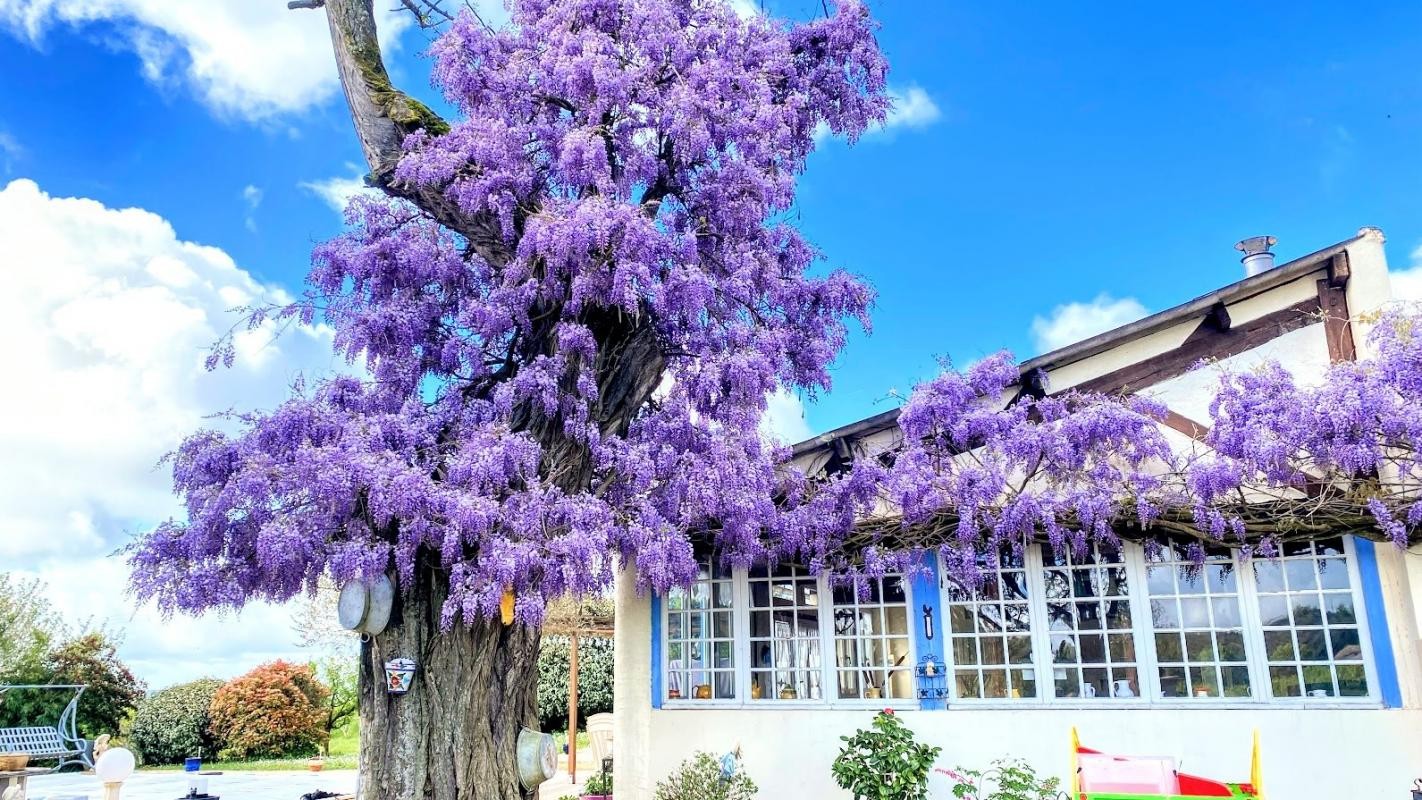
208, 660, 329, 760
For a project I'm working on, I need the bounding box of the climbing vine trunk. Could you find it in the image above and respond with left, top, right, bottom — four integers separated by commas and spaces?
358, 562, 542, 800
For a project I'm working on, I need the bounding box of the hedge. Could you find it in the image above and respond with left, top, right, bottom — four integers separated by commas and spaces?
129, 678, 224, 765
537, 636, 613, 732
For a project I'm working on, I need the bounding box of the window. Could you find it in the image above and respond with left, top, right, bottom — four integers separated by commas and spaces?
662, 561, 916, 705
940, 536, 1377, 706
945, 548, 1037, 699
665, 560, 737, 700
831, 576, 914, 700
1146, 542, 1251, 699
1252, 538, 1369, 698
1041, 543, 1140, 700
748, 564, 823, 701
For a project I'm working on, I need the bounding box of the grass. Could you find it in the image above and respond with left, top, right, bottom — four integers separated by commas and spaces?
552, 730, 592, 754
139, 720, 361, 773
138, 723, 590, 773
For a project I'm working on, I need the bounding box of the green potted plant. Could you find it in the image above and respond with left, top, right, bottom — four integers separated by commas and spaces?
581, 770, 613, 800
831, 710, 941, 800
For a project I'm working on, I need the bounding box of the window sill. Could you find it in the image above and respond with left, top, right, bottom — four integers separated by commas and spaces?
660, 699, 921, 712
941, 698, 1382, 711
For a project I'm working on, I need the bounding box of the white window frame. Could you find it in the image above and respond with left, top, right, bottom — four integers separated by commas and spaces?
660, 566, 921, 710
938, 536, 1381, 709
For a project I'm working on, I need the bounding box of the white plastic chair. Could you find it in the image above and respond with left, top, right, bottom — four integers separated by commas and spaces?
585, 712, 614, 768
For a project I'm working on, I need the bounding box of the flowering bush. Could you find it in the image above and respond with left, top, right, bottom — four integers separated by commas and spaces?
208, 660, 329, 760
653, 751, 757, 800
938, 759, 1063, 800
129, 678, 223, 765
831, 710, 941, 800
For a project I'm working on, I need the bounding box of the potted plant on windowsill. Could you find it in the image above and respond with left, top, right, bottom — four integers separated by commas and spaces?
581, 770, 613, 800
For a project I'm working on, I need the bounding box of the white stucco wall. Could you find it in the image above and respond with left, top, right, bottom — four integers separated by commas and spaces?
639, 706, 1422, 799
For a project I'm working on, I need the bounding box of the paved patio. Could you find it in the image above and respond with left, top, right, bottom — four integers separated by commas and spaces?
24, 769, 357, 800
21, 768, 596, 799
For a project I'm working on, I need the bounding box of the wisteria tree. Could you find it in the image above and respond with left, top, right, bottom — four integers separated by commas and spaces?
126, 0, 1422, 797
129, 0, 886, 797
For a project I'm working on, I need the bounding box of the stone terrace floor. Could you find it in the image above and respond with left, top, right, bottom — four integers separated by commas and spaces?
25, 768, 595, 799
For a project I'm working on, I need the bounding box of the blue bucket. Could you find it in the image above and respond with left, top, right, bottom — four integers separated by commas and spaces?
184, 757, 201, 773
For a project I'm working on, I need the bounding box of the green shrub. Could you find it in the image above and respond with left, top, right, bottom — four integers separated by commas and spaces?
654, 751, 757, 800
831, 710, 940, 800
209, 660, 329, 760
537, 636, 613, 732
582, 771, 613, 795
941, 758, 1062, 800
129, 678, 224, 765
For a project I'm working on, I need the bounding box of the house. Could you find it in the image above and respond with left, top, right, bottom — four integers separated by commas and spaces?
612, 227, 1422, 799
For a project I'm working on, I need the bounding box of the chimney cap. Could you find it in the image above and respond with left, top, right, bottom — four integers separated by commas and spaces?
1235, 235, 1277, 256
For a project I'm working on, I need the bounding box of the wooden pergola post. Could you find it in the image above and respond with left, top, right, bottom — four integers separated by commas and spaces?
567, 632, 579, 780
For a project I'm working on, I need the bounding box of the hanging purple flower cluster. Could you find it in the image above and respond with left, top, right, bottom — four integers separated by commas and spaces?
129, 0, 887, 625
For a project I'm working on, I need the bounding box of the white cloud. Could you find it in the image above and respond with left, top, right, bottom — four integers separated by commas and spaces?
0, 0, 411, 120
0, 129, 20, 173
817, 84, 943, 143
1389, 244, 1422, 302
883, 85, 942, 131
727, 0, 761, 19
760, 388, 813, 445
1030, 293, 1149, 354
241, 183, 261, 232
0, 178, 339, 686
300, 164, 377, 214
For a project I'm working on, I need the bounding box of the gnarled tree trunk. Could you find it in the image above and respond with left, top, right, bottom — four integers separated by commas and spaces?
358, 561, 542, 800
296, 2, 663, 797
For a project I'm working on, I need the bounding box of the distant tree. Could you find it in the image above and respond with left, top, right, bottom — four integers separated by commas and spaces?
0, 574, 60, 675
313, 657, 357, 756
209, 661, 328, 760
130, 678, 224, 765
290, 577, 357, 654
43, 631, 145, 738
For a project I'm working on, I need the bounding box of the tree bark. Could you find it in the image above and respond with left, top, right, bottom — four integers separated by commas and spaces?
303, 3, 665, 797
358, 561, 542, 800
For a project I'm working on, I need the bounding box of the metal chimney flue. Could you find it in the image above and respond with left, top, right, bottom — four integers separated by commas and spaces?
1236, 235, 1278, 276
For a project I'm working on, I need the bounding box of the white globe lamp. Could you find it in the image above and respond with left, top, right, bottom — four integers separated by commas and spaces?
95, 747, 136, 800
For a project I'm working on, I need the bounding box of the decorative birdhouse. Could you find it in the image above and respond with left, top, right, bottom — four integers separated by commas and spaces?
500, 587, 516, 625
384, 658, 417, 695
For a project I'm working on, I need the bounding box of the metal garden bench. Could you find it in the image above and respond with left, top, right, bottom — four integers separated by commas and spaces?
0, 685, 91, 771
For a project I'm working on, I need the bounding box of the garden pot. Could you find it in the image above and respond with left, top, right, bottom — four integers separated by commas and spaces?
308, 757, 324, 772
580, 795, 612, 800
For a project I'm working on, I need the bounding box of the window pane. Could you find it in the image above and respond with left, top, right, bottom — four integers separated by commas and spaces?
944, 548, 1033, 701
1145, 540, 1252, 700
1337, 664, 1369, 697
1254, 538, 1370, 700
749, 563, 818, 700
833, 570, 913, 701
666, 560, 736, 702
1221, 666, 1251, 698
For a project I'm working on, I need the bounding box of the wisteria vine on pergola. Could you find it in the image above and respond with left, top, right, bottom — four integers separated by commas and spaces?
795, 307, 1422, 590
124, 0, 1422, 635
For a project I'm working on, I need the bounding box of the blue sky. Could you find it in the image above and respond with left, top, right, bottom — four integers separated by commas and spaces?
2, 0, 1421, 685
